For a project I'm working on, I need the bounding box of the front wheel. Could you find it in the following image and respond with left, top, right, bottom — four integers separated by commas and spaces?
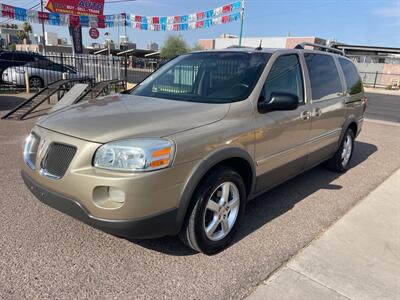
326, 129, 355, 172
179, 166, 246, 255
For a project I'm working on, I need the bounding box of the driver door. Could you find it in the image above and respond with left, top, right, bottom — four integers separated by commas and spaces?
254, 53, 312, 193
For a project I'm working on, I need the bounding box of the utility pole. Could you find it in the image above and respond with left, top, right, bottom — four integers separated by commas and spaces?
40, 0, 45, 52
238, 0, 245, 47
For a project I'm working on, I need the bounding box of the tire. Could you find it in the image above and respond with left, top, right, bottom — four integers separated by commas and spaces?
326, 128, 355, 172
179, 166, 246, 255
29, 76, 44, 88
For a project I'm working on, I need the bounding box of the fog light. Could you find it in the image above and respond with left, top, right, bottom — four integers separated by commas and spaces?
109, 187, 125, 203
93, 186, 125, 209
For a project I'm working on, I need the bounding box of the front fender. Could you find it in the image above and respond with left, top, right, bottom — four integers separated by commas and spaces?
174, 147, 256, 233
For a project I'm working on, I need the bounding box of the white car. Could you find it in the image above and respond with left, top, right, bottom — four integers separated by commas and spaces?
2, 61, 85, 87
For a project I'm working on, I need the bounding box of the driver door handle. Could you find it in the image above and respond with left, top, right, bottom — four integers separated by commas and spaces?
300, 111, 311, 121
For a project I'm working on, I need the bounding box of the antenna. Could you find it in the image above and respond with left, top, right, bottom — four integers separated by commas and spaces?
255, 39, 262, 51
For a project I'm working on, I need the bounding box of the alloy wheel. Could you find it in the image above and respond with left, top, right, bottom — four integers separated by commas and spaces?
203, 181, 240, 241
341, 134, 353, 167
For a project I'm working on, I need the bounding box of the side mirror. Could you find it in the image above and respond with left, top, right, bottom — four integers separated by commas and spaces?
258, 92, 299, 113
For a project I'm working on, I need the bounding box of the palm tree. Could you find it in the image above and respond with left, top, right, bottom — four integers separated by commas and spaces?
17, 22, 32, 44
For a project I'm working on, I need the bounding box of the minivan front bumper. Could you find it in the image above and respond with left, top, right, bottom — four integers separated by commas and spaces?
22, 170, 179, 239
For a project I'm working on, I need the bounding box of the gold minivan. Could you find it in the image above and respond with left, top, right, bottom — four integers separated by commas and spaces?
22, 45, 366, 254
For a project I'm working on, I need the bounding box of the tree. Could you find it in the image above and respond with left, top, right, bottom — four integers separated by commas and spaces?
160, 35, 190, 59
191, 43, 205, 52
16, 22, 32, 44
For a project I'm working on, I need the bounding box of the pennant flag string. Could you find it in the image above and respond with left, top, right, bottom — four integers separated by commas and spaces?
0, 1, 243, 30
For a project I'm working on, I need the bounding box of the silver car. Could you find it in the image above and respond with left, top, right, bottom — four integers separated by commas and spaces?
2, 61, 83, 87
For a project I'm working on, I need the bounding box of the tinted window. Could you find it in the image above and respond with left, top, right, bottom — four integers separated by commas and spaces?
13, 53, 34, 62
304, 53, 342, 100
133, 52, 271, 103
262, 54, 304, 103
339, 58, 362, 95
0, 53, 14, 60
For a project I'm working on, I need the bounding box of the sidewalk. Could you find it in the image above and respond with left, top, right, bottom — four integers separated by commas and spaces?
364, 87, 400, 96
247, 169, 400, 300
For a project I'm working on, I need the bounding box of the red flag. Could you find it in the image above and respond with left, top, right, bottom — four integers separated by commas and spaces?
222, 15, 230, 23
38, 11, 49, 23
152, 17, 160, 24
196, 11, 204, 20
97, 15, 105, 28
222, 4, 232, 14
196, 20, 204, 28
173, 24, 180, 31
174, 16, 181, 23
69, 15, 80, 27
1, 4, 15, 18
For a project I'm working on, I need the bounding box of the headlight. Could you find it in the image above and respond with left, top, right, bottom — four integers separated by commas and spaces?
93, 139, 175, 172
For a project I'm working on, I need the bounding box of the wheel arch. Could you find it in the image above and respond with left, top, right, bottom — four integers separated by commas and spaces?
175, 147, 256, 233
339, 116, 358, 146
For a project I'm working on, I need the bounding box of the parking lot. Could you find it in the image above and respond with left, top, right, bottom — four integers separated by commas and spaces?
0, 92, 399, 299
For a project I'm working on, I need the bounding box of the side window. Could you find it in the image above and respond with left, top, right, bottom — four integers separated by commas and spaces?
304, 53, 342, 101
0, 53, 14, 60
15, 54, 34, 62
262, 54, 304, 103
339, 58, 362, 95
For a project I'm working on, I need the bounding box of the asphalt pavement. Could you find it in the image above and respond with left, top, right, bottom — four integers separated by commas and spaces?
365, 92, 400, 123
0, 94, 400, 299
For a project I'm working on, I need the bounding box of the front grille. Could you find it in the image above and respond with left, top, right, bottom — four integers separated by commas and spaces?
41, 143, 77, 179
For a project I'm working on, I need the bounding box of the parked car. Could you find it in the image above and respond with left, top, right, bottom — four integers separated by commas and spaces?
21, 46, 366, 254
2, 61, 82, 87
0, 51, 48, 79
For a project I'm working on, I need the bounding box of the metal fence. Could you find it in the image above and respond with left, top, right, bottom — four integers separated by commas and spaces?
359, 71, 400, 89
0, 52, 165, 93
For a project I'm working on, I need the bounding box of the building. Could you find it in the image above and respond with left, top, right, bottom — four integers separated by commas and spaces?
332, 43, 400, 88
198, 35, 326, 50
332, 43, 400, 64
0, 26, 19, 47
45, 32, 58, 46
147, 42, 159, 51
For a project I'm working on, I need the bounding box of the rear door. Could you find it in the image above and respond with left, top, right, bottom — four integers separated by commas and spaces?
304, 52, 346, 166
254, 53, 312, 193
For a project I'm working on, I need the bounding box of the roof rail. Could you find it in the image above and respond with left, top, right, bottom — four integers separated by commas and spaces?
294, 42, 345, 56
226, 45, 253, 49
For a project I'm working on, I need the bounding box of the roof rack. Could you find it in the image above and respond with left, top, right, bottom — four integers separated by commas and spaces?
294, 42, 345, 56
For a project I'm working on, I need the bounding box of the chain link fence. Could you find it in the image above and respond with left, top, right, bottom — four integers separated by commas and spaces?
359, 71, 400, 89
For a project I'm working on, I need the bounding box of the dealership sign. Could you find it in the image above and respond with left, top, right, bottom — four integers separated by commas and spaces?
45, 0, 104, 16
89, 27, 99, 39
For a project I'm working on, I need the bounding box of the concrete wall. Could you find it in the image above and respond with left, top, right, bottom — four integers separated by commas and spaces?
354, 63, 400, 87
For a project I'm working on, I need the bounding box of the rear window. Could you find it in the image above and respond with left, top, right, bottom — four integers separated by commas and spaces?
304, 53, 342, 101
339, 58, 362, 95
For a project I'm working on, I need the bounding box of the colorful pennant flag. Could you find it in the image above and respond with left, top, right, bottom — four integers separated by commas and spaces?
0, 1, 243, 31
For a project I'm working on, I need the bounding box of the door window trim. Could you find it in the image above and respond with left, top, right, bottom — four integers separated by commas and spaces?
258, 52, 306, 107
303, 52, 344, 103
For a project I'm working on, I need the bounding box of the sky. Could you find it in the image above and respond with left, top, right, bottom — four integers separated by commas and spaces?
1, 0, 400, 49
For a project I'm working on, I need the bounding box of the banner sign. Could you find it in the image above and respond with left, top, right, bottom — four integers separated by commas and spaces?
69, 25, 83, 53
0, 1, 243, 30
45, 0, 104, 16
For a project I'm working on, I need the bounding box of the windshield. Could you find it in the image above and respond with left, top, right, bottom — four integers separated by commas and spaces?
132, 51, 271, 103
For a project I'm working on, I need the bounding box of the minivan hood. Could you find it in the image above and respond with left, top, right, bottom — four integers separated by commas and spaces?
37, 94, 229, 143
